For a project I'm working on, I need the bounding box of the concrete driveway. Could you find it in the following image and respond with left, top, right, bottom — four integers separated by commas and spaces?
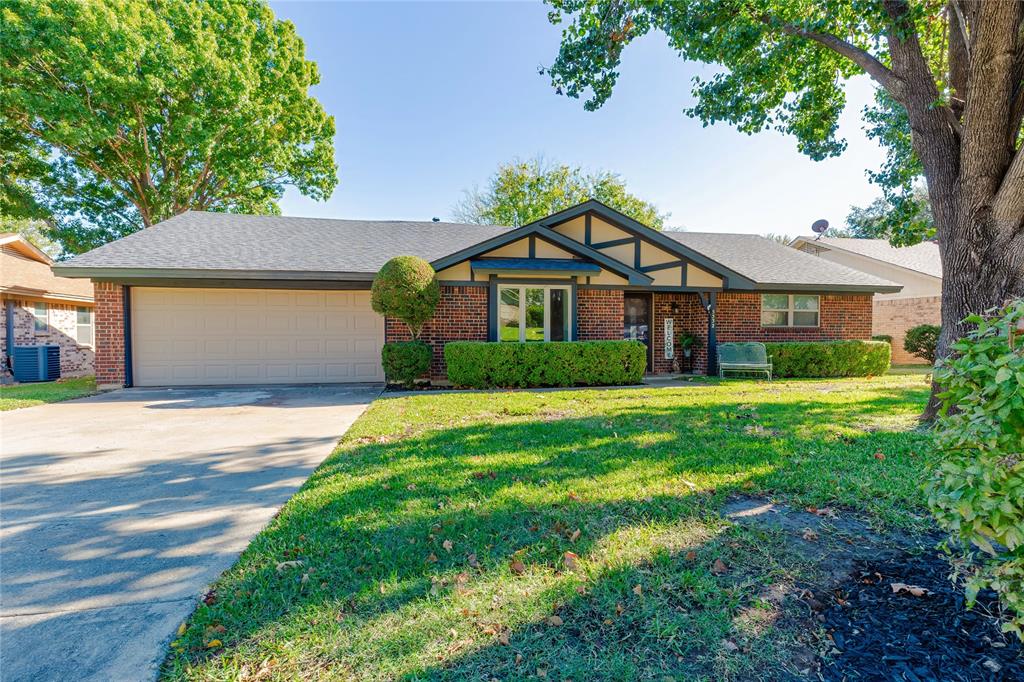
0, 384, 380, 681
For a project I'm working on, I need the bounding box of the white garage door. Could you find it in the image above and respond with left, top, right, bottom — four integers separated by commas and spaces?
131, 287, 384, 386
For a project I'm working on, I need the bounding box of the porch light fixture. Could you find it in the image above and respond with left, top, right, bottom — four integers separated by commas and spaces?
670, 302, 680, 314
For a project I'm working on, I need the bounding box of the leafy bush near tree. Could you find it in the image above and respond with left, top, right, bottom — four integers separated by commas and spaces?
927, 299, 1024, 639
381, 341, 432, 389
371, 256, 440, 338
372, 256, 440, 387
904, 324, 940, 363
445, 340, 647, 388
763, 340, 890, 378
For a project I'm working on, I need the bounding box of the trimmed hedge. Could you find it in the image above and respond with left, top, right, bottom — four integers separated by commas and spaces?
763, 340, 891, 378
445, 340, 647, 389
382, 341, 432, 388
872, 334, 893, 345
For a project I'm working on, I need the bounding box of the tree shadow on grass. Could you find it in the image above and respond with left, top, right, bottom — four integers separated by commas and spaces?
163, 385, 933, 680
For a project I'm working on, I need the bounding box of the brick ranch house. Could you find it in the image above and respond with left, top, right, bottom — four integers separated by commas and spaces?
53, 201, 900, 389
791, 236, 941, 364
1, 233, 95, 380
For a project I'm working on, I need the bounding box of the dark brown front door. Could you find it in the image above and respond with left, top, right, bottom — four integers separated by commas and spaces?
623, 293, 652, 371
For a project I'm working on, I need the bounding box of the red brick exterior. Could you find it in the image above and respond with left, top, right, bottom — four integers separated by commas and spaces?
385, 284, 489, 379
94, 282, 126, 388
1, 299, 95, 379
872, 295, 941, 364
576, 288, 623, 340
649, 291, 874, 375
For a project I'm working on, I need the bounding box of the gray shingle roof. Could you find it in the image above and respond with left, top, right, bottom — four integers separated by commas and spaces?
799, 237, 942, 278
662, 231, 900, 290
58, 211, 508, 275
57, 210, 899, 291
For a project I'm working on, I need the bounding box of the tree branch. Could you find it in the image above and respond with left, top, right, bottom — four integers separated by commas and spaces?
993, 145, 1024, 228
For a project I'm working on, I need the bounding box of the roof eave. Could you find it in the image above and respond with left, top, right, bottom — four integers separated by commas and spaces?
50, 266, 377, 281
753, 282, 904, 294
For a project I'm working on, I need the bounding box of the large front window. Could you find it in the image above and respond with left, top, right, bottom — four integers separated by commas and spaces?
499, 285, 571, 342
761, 294, 819, 327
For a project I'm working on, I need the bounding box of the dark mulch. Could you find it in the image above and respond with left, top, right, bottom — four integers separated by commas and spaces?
817, 553, 1023, 681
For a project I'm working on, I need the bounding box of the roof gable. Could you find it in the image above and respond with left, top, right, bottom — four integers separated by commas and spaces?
792, 237, 942, 279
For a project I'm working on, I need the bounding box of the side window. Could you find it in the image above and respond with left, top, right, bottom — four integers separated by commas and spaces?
33, 302, 48, 333
76, 307, 94, 346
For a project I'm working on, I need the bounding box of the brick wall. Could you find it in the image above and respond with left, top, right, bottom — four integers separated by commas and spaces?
0, 299, 95, 379
577, 288, 623, 340
94, 282, 126, 388
652, 293, 708, 374
385, 284, 488, 379
648, 291, 873, 375
872, 295, 941, 364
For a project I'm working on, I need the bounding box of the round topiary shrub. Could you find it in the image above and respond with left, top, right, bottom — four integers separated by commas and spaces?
371, 256, 440, 338
904, 324, 940, 363
381, 340, 432, 388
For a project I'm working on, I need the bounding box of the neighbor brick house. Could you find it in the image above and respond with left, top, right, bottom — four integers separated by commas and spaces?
53, 201, 899, 389
791, 236, 940, 364
1, 233, 95, 380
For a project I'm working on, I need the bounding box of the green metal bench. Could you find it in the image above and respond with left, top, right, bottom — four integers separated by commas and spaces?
717, 342, 772, 380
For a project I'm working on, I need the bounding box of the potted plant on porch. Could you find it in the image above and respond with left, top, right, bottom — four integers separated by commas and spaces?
674, 333, 702, 373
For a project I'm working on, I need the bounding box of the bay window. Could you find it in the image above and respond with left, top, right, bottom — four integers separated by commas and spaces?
761, 294, 819, 327
498, 285, 571, 342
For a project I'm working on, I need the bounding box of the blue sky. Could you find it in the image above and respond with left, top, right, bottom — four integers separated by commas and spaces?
271, 1, 887, 235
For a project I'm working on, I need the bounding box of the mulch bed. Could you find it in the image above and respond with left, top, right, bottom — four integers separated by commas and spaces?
815, 553, 1023, 681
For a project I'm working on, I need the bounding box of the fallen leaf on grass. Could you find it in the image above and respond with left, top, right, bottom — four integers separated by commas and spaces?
873, 452, 886, 461
615, 602, 625, 616
176, 622, 187, 637
498, 631, 510, 645
684, 550, 697, 562
546, 615, 563, 627
510, 559, 526, 576
275, 560, 303, 573
721, 639, 739, 652
806, 505, 839, 518
711, 559, 729, 575
569, 528, 581, 542
206, 639, 222, 649
442, 539, 454, 552
515, 653, 524, 665
632, 584, 643, 596
890, 582, 931, 597
426, 553, 438, 563
801, 528, 819, 542
563, 552, 580, 571
467, 553, 480, 568
568, 492, 582, 502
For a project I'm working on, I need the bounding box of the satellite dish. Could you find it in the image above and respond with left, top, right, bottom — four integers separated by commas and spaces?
811, 219, 829, 238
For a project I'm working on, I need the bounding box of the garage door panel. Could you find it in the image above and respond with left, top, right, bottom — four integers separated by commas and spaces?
132, 287, 384, 386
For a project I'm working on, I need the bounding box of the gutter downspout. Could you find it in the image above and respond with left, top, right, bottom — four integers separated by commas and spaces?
4, 299, 14, 382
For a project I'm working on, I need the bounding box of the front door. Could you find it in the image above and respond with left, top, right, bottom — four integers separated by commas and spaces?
623, 293, 652, 371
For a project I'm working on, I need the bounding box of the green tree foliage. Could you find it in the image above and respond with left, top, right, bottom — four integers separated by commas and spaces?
371, 256, 440, 339
845, 187, 934, 242
927, 300, 1024, 638
1, 217, 62, 259
454, 157, 666, 228
1, 0, 337, 254
904, 324, 941, 363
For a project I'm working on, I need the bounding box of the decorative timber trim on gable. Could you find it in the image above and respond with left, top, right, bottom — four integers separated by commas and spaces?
430, 223, 653, 286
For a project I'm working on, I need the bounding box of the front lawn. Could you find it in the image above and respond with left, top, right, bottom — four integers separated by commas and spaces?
163, 375, 937, 681
0, 376, 97, 411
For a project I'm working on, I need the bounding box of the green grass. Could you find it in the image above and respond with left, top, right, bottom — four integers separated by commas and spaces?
162, 375, 935, 681
0, 376, 96, 411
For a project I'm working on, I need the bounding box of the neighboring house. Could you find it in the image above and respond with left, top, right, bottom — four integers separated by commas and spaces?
53, 201, 899, 389
790, 236, 941, 364
1, 233, 95, 380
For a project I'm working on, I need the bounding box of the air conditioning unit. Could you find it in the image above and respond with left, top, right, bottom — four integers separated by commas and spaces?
12, 345, 61, 382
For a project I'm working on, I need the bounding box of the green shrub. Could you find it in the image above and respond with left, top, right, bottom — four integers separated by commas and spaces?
904, 324, 940, 363
381, 341, 432, 388
445, 341, 647, 388
762, 340, 890, 378
872, 334, 893, 345
927, 299, 1024, 638
371, 256, 440, 337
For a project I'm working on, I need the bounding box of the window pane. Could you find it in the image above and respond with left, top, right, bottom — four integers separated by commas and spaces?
549, 289, 568, 342
499, 287, 520, 342
524, 288, 544, 342
33, 302, 47, 331
793, 295, 819, 311
793, 311, 819, 327
761, 310, 788, 327
77, 307, 91, 324
762, 294, 789, 310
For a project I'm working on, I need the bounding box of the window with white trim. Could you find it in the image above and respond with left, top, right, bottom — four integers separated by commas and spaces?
498, 285, 571, 342
761, 294, 819, 327
76, 306, 93, 346
32, 302, 48, 334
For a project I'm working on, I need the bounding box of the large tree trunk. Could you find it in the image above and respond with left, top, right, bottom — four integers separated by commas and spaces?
921, 191, 1024, 420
